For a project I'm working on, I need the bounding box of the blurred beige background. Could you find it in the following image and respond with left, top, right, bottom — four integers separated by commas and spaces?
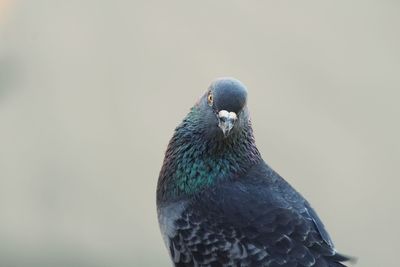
0, 1, 399, 266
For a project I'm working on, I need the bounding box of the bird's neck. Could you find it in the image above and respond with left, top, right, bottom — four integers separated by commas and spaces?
157, 108, 262, 203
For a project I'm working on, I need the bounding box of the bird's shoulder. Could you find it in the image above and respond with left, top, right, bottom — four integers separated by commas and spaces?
198, 162, 333, 247
193, 161, 335, 249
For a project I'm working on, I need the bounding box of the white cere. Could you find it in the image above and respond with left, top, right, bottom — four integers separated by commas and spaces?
218, 110, 237, 120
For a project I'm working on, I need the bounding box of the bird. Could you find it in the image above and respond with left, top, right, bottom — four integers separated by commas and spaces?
156, 78, 351, 267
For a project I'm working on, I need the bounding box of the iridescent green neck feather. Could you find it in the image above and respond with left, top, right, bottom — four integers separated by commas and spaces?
157, 105, 261, 203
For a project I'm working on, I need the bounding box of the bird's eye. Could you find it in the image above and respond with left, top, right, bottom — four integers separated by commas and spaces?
207, 92, 213, 106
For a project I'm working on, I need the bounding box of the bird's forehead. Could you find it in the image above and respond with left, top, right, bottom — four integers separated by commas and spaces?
211, 78, 248, 113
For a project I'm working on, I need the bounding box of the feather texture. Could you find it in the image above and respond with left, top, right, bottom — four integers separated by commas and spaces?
156, 78, 351, 267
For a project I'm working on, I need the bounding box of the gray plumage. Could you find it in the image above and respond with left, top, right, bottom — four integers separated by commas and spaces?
157, 78, 351, 267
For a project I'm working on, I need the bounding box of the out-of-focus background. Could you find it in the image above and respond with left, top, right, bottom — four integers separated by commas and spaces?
0, 1, 399, 266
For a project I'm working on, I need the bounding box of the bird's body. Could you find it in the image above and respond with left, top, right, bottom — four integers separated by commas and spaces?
157, 78, 350, 267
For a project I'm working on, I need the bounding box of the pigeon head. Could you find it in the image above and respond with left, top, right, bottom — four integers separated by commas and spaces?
198, 77, 249, 138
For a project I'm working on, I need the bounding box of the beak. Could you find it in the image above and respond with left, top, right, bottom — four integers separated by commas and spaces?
218, 110, 237, 137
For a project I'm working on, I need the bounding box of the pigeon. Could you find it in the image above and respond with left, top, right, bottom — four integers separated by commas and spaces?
157, 78, 351, 267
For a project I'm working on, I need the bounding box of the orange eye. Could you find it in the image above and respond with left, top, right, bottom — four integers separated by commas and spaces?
207, 92, 213, 106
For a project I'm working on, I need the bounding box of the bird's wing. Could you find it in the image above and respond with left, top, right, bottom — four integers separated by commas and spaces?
165, 162, 350, 267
